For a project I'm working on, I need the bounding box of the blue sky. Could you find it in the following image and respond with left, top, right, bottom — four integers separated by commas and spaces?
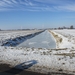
0, 0, 75, 29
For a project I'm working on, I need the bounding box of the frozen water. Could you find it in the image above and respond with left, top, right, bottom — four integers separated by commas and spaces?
17, 30, 56, 49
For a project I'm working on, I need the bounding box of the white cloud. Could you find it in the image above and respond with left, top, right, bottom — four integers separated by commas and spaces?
3, 0, 12, 4
0, 1, 12, 7
11, 0, 18, 4
0, 0, 75, 12
55, 4, 75, 11
0, 1, 7, 6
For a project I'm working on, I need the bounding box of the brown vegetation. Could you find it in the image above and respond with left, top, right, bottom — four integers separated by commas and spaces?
49, 30, 62, 48
54, 53, 75, 59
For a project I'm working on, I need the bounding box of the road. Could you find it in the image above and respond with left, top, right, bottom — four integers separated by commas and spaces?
17, 30, 56, 49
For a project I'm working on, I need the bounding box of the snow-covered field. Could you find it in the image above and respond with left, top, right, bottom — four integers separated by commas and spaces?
53, 29, 75, 49
0, 30, 41, 46
0, 30, 75, 75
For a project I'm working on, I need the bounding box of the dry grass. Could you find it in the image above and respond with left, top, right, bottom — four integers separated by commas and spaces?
54, 53, 75, 58
38, 48, 43, 50
49, 30, 62, 48
51, 48, 67, 51
70, 50, 75, 52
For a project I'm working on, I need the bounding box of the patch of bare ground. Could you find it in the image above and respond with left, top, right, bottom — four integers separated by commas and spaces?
49, 30, 62, 48
0, 64, 74, 75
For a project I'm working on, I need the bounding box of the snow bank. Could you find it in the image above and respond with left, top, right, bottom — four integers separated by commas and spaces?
51, 30, 75, 49
0, 30, 43, 46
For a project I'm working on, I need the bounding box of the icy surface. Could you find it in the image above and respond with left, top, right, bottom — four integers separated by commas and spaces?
17, 30, 56, 49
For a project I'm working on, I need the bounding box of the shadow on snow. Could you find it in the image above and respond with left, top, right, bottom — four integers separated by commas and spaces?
0, 60, 37, 75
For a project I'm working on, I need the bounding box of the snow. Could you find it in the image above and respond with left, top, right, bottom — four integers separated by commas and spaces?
52, 29, 75, 49
0, 30, 75, 74
0, 30, 40, 46
54, 29, 75, 37
0, 46, 75, 74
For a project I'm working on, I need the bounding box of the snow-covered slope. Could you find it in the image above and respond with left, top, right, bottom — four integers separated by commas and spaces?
0, 30, 42, 46
51, 29, 75, 49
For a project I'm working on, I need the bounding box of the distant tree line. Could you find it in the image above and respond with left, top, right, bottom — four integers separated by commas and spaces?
70, 25, 74, 29
57, 25, 74, 30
